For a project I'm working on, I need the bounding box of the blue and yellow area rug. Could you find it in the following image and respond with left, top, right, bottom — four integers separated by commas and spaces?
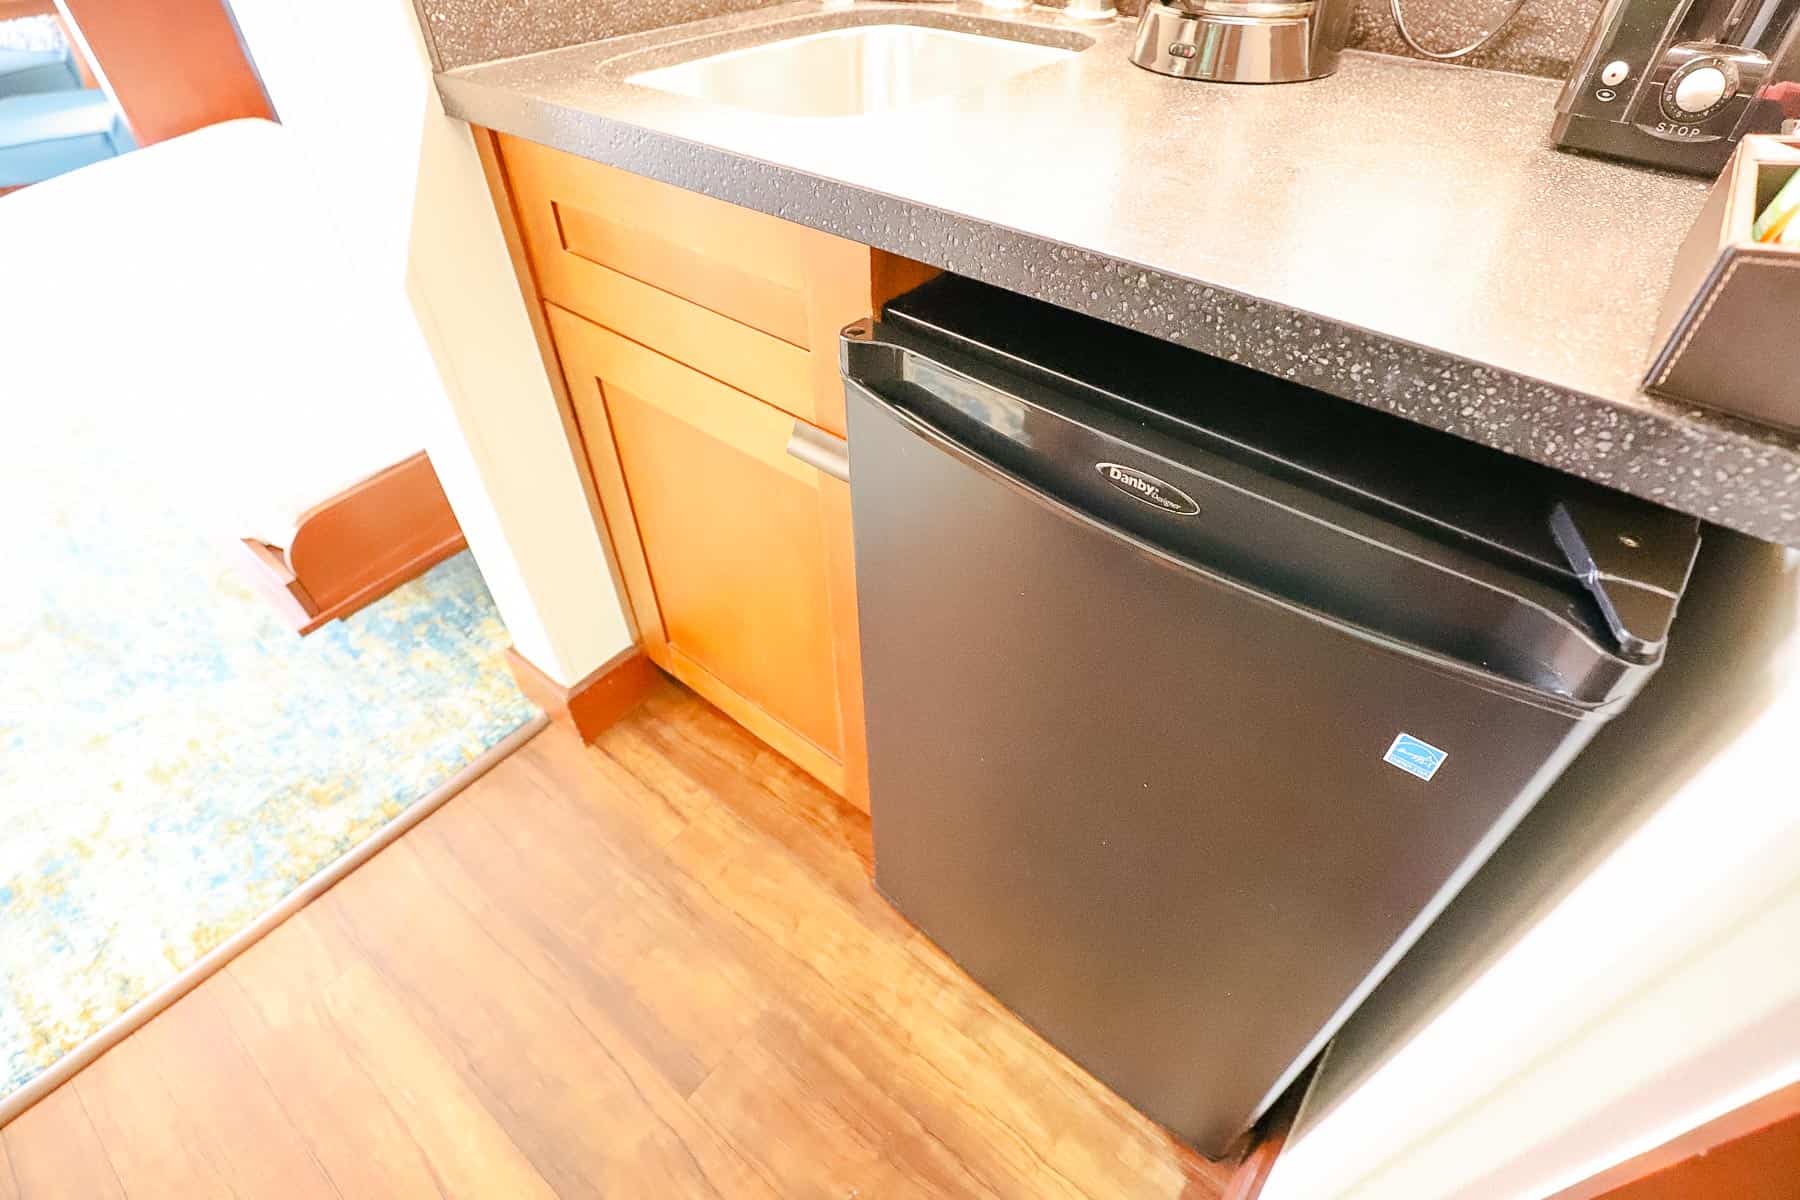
0, 452, 540, 1107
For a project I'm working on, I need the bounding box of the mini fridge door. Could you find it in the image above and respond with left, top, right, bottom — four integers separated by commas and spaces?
841, 328, 1665, 1155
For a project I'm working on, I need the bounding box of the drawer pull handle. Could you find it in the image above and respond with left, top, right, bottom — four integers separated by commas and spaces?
785, 421, 850, 483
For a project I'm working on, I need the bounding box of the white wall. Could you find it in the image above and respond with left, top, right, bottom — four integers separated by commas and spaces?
226, 0, 634, 688
1262, 531, 1800, 1200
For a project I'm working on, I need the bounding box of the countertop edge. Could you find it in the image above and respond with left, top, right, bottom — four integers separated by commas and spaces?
438, 70, 1800, 547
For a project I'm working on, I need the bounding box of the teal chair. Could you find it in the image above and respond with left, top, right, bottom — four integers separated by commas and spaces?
0, 88, 136, 187
0, 47, 82, 98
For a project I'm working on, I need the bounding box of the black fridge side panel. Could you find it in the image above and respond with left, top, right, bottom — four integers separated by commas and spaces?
847, 381, 1603, 1156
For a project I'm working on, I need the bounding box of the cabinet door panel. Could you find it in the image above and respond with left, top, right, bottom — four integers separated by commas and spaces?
547, 303, 846, 784
607, 386, 841, 760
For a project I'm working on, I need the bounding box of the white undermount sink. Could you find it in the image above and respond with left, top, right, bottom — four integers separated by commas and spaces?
626, 24, 1082, 118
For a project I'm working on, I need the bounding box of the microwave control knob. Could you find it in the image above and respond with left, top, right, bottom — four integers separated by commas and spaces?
1672, 65, 1730, 115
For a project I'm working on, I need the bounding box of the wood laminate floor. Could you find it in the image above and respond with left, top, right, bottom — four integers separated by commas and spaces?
0, 681, 1232, 1199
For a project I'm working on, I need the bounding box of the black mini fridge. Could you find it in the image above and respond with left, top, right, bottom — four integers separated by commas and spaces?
841, 276, 1700, 1157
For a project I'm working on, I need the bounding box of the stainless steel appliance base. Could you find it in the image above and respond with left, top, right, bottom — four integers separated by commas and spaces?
1130, 1, 1343, 83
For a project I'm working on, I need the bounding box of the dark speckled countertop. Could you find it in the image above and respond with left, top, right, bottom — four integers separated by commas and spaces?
438, 2, 1800, 546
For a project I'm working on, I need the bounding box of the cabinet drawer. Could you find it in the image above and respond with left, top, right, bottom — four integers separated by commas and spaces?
546, 302, 847, 783
500, 134, 868, 430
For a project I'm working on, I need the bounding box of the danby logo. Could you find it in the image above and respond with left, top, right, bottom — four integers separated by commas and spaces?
1096, 463, 1200, 516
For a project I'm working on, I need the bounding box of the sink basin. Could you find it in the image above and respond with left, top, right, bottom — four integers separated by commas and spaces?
626, 24, 1081, 118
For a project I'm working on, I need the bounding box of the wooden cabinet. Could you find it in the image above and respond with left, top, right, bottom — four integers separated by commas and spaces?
483, 131, 935, 810
547, 304, 847, 784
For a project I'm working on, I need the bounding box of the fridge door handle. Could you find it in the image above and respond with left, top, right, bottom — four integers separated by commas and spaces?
785, 420, 850, 483
1550, 499, 1694, 663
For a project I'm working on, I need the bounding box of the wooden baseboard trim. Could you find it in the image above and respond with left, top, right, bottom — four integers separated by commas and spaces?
1222, 1065, 1308, 1200
0, 713, 548, 1131
506, 644, 661, 744
1547, 1078, 1800, 1200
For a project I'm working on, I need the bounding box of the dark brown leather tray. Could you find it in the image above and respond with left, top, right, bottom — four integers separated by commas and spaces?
1646, 135, 1800, 432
